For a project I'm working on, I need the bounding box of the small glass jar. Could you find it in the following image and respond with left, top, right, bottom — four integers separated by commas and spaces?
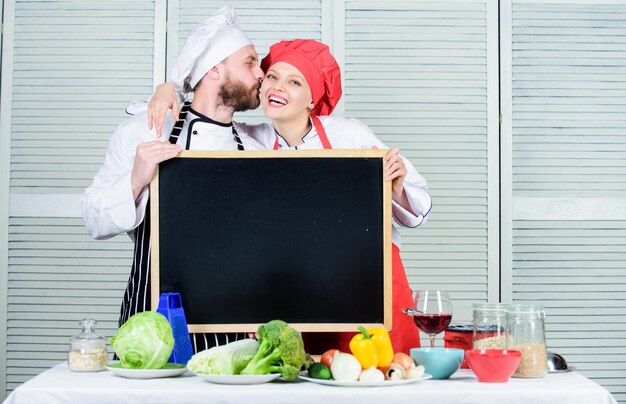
68, 318, 108, 372
506, 304, 548, 378
472, 303, 507, 350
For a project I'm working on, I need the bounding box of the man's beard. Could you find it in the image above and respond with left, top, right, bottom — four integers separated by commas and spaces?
217, 75, 261, 112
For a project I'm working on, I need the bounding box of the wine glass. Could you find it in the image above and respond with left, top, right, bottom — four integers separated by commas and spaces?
408, 290, 453, 348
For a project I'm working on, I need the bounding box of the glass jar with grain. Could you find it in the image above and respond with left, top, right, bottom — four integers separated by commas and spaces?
506, 304, 548, 378
68, 318, 108, 372
472, 303, 507, 350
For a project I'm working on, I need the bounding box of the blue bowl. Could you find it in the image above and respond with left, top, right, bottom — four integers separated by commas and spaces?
410, 347, 464, 379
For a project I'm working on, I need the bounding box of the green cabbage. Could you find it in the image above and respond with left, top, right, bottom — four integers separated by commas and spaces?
187, 339, 259, 375
110, 311, 174, 369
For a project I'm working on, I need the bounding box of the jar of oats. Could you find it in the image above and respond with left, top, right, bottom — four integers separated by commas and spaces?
68, 318, 108, 372
506, 305, 547, 378
472, 303, 507, 350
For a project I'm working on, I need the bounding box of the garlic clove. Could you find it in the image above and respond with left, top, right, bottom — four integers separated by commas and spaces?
404, 364, 425, 379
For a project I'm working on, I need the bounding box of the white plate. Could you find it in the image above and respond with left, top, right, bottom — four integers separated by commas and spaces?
298, 373, 432, 387
193, 373, 281, 385
106, 362, 188, 379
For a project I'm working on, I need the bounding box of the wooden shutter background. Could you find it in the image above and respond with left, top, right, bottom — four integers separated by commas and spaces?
4, 0, 160, 393
508, 1, 626, 401
343, 0, 499, 328
2, 0, 625, 401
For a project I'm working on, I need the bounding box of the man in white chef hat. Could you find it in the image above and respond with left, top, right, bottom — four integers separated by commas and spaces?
82, 6, 264, 353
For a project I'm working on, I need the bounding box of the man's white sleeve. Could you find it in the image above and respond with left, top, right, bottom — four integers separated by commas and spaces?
81, 123, 148, 240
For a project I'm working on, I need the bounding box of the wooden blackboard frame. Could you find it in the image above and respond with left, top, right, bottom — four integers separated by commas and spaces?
150, 149, 392, 333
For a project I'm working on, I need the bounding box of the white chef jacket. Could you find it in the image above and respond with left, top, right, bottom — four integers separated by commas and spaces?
236, 115, 432, 247
82, 108, 264, 240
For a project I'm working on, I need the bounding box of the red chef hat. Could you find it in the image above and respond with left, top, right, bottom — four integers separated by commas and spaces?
261, 39, 342, 116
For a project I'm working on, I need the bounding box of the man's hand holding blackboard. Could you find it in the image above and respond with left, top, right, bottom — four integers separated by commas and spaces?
131, 140, 181, 200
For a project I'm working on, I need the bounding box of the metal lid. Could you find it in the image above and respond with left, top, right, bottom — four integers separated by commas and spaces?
446, 324, 473, 333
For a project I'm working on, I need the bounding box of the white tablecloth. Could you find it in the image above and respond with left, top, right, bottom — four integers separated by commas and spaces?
3, 363, 618, 404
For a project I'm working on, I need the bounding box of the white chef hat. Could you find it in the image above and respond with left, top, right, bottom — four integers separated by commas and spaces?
169, 6, 252, 92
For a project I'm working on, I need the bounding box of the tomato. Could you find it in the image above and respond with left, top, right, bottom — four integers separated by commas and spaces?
392, 352, 415, 370
321, 349, 339, 368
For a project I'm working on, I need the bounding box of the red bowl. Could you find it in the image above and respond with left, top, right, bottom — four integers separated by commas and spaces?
466, 349, 522, 383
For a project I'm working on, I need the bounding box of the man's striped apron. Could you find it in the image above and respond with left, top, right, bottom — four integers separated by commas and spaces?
118, 102, 247, 353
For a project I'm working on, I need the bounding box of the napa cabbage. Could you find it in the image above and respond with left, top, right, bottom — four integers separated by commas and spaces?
187, 339, 259, 375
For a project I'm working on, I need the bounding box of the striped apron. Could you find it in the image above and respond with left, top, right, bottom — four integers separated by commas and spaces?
118, 102, 247, 353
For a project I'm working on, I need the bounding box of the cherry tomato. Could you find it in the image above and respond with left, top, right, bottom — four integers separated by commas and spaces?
321, 349, 339, 368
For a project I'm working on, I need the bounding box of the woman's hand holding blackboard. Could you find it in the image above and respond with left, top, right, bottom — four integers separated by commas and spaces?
130, 140, 181, 200
383, 147, 408, 192
373, 146, 412, 213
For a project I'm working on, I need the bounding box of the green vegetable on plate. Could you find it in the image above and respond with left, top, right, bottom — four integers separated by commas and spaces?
110, 312, 174, 369
240, 319, 307, 381
187, 339, 259, 375
308, 363, 331, 380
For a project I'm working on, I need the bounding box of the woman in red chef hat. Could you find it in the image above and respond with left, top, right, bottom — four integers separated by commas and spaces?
148, 39, 432, 355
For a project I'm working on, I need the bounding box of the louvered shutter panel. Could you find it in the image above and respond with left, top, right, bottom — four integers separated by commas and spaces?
344, 0, 498, 324
170, 0, 324, 125
510, 1, 626, 400
5, 0, 160, 393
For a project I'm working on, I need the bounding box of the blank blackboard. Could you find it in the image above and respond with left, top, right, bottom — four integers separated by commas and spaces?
150, 150, 391, 333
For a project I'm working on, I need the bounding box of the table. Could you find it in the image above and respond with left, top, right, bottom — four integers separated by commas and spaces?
3, 363, 618, 404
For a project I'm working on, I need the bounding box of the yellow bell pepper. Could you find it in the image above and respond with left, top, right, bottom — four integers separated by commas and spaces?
349, 326, 394, 369
368, 327, 394, 368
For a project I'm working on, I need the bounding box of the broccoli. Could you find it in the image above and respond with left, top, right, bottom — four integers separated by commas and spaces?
240, 319, 306, 380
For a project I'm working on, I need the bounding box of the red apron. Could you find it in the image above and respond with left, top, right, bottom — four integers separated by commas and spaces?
276, 117, 421, 355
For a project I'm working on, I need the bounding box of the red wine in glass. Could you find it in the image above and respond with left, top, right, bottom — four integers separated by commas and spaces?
413, 313, 453, 335
411, 290, 453, 348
